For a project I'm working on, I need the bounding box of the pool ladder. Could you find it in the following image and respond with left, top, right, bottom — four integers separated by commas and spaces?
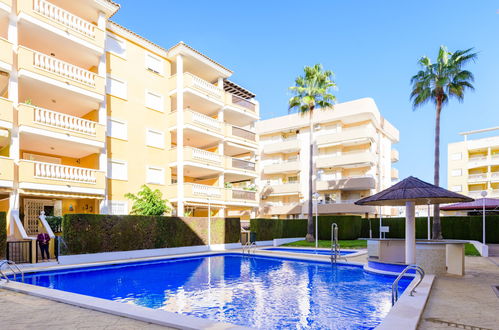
391, 265, 425, 306
0, 260, 24, 282
242, 241, 257, 254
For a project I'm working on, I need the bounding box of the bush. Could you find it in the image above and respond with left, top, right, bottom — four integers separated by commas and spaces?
125, 185, 171, 216
62, 214, 240, 255
0, 212, 5, 259
317, 216, 363, 240
45, 216, 63, 233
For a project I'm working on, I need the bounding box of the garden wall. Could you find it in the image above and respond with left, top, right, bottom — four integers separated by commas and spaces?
62, 214, 240, 255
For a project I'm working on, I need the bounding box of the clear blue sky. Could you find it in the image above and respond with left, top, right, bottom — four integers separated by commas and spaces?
113, 0, 499, 187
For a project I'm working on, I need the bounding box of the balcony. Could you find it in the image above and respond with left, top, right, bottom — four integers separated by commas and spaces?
468, 191, 482, 198
169, 147, 224, 172
18, 104, 105, 144
263, 160, 300, 175
0, 38, 12, 70
229, 189, 257, 202
316, 151, 376, 169
262, 202, 302, 215
170, 72, 224, 101
317, 176, 375, 191
227, 125, 257, 145
263, 183, 300, 195
391, 149, 399, 163
490, 189, 499, 198
490, 172, 499, 182
227, 157, 256, 172
17, 46, 104, 96
468, 155, 488, 169
18, 160, 105, 194
18, 0, 105, 49
182, 109, 223, 134
316, 126, 375, 147
0, 156, 14, 189
302, 202, 376, 215
226, 93, 257, 113
262, 138, 300, 154
468, 173, 488, 183
0, 97, 13, 128
391, 168, 399, 180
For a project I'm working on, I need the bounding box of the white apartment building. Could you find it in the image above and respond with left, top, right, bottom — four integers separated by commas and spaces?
256, 98, 399, 218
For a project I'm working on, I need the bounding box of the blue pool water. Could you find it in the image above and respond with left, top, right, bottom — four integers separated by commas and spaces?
16, 253, 411, 329
266, 247, 357, 256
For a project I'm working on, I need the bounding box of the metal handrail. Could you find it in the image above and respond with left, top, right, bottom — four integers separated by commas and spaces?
331, 223, 339, 263
249, 242, 257, 254
391, 265, 425, 306
0, 260, 24, 282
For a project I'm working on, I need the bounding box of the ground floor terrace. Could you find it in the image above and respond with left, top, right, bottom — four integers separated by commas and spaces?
0, 246, 497, 329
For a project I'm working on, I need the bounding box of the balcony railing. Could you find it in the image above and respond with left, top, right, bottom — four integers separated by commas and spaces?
232, 189, 256, 201
469, 191, 482, 197
231, 158, 256, 171
191, 147, 222, 164
184, 72, 223, 99
33, 50, 97, 87
189, 110, 222, 131
231, 126, 256, 141
34, 0, 96, 38
33, 106, 97, 136
192, 183, 222, 198
468, 173, 487, 182
33, 161, 98, 184
231, 94, 256, 112
491, 172, 499, 180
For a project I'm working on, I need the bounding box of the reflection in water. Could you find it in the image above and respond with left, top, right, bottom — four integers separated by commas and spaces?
21, 254, 410, 329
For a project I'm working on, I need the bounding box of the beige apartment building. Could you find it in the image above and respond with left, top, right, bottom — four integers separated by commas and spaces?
448, 127, 499, 198
257, 98, 400, 218
0, 0, 259, 244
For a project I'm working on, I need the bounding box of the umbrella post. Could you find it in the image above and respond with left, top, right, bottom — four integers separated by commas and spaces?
427, 203, 431, 240
405, 201, 416, 264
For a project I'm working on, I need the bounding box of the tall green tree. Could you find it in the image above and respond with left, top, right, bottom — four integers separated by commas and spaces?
410, 46, 477, 239
289, 64, 336, 242
125, 185, 171, 216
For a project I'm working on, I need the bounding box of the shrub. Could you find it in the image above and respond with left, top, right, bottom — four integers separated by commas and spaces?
62, 214, 240, 255
125, 185, 171, 216
0, 212, 5, 259
45, 216, 63, 233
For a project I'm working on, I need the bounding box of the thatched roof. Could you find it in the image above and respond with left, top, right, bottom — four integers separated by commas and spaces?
440, 198, 499, 211
355, 176, 473, 206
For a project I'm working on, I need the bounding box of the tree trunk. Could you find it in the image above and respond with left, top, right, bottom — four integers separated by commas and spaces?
306, 110, 315, 242
432, 99, 442, 240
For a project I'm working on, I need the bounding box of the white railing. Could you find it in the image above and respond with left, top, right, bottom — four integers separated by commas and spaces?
34, 162, 97, 184
469, 156, 487, 163
187, 73, 223, 99
33, 50, 96, 87
33, 106, 97, 136
189, 110, 222, 131
468, 173, 487, 182
490, 172, 499, 180
34, 0, 96, 38
192, 184, 222, 198
469, 191, 482, 197
191, 147, 222, 164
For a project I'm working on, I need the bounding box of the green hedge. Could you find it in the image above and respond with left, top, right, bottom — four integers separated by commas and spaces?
0, 212, 5, 259
361, 216, 499, 243
250, 216, 362, 241
62, 214, 240, 255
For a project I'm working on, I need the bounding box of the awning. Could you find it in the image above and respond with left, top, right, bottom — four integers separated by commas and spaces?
440, 198, 499, 211
19, 189, 104, 199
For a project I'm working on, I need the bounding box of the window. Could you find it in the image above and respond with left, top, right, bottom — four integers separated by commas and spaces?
145, 91, 164, 112
105, 34, 126, 58
108, 201, 128, 215
145, 53, 164, 75
108, 159, 127, 180
147, 166, 164, 185
287, 176, 298, 183
451, 185, 462, 192
171, 175, 177, 184
107, 117, 127, 140
451, 152, 462, 161
146, 128, 164, 149
451, 169, 462, 177
107, 76, 127, 99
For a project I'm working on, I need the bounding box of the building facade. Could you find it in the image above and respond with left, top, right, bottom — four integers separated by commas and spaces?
0, 0, 259, 241
256, 98, 399, 218
448, 127, 499, 199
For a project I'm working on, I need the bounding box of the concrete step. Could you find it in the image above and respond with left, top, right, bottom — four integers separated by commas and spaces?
488, 244, 499, 257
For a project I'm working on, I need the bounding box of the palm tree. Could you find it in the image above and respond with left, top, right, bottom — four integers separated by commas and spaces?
289, 64, 336, 242
410, 46, 477, 239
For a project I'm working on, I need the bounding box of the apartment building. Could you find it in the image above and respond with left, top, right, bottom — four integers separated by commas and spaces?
0, 0, 259, 242
257, 98, 399, 218
448, 127, 499, 199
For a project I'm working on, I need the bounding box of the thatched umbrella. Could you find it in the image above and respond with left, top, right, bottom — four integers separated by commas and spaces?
355, 176, 473, 264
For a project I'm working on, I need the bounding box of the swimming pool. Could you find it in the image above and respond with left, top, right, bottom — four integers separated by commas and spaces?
15, 253, 410, 329
265, 247, 358, 256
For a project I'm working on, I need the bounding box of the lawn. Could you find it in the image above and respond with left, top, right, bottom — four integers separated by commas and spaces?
464, 243, 480, 256
283, 240, 367, 249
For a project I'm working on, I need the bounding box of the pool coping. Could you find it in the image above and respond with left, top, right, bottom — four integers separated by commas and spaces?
0, 249, 432, 330
259, 246, 367, 258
